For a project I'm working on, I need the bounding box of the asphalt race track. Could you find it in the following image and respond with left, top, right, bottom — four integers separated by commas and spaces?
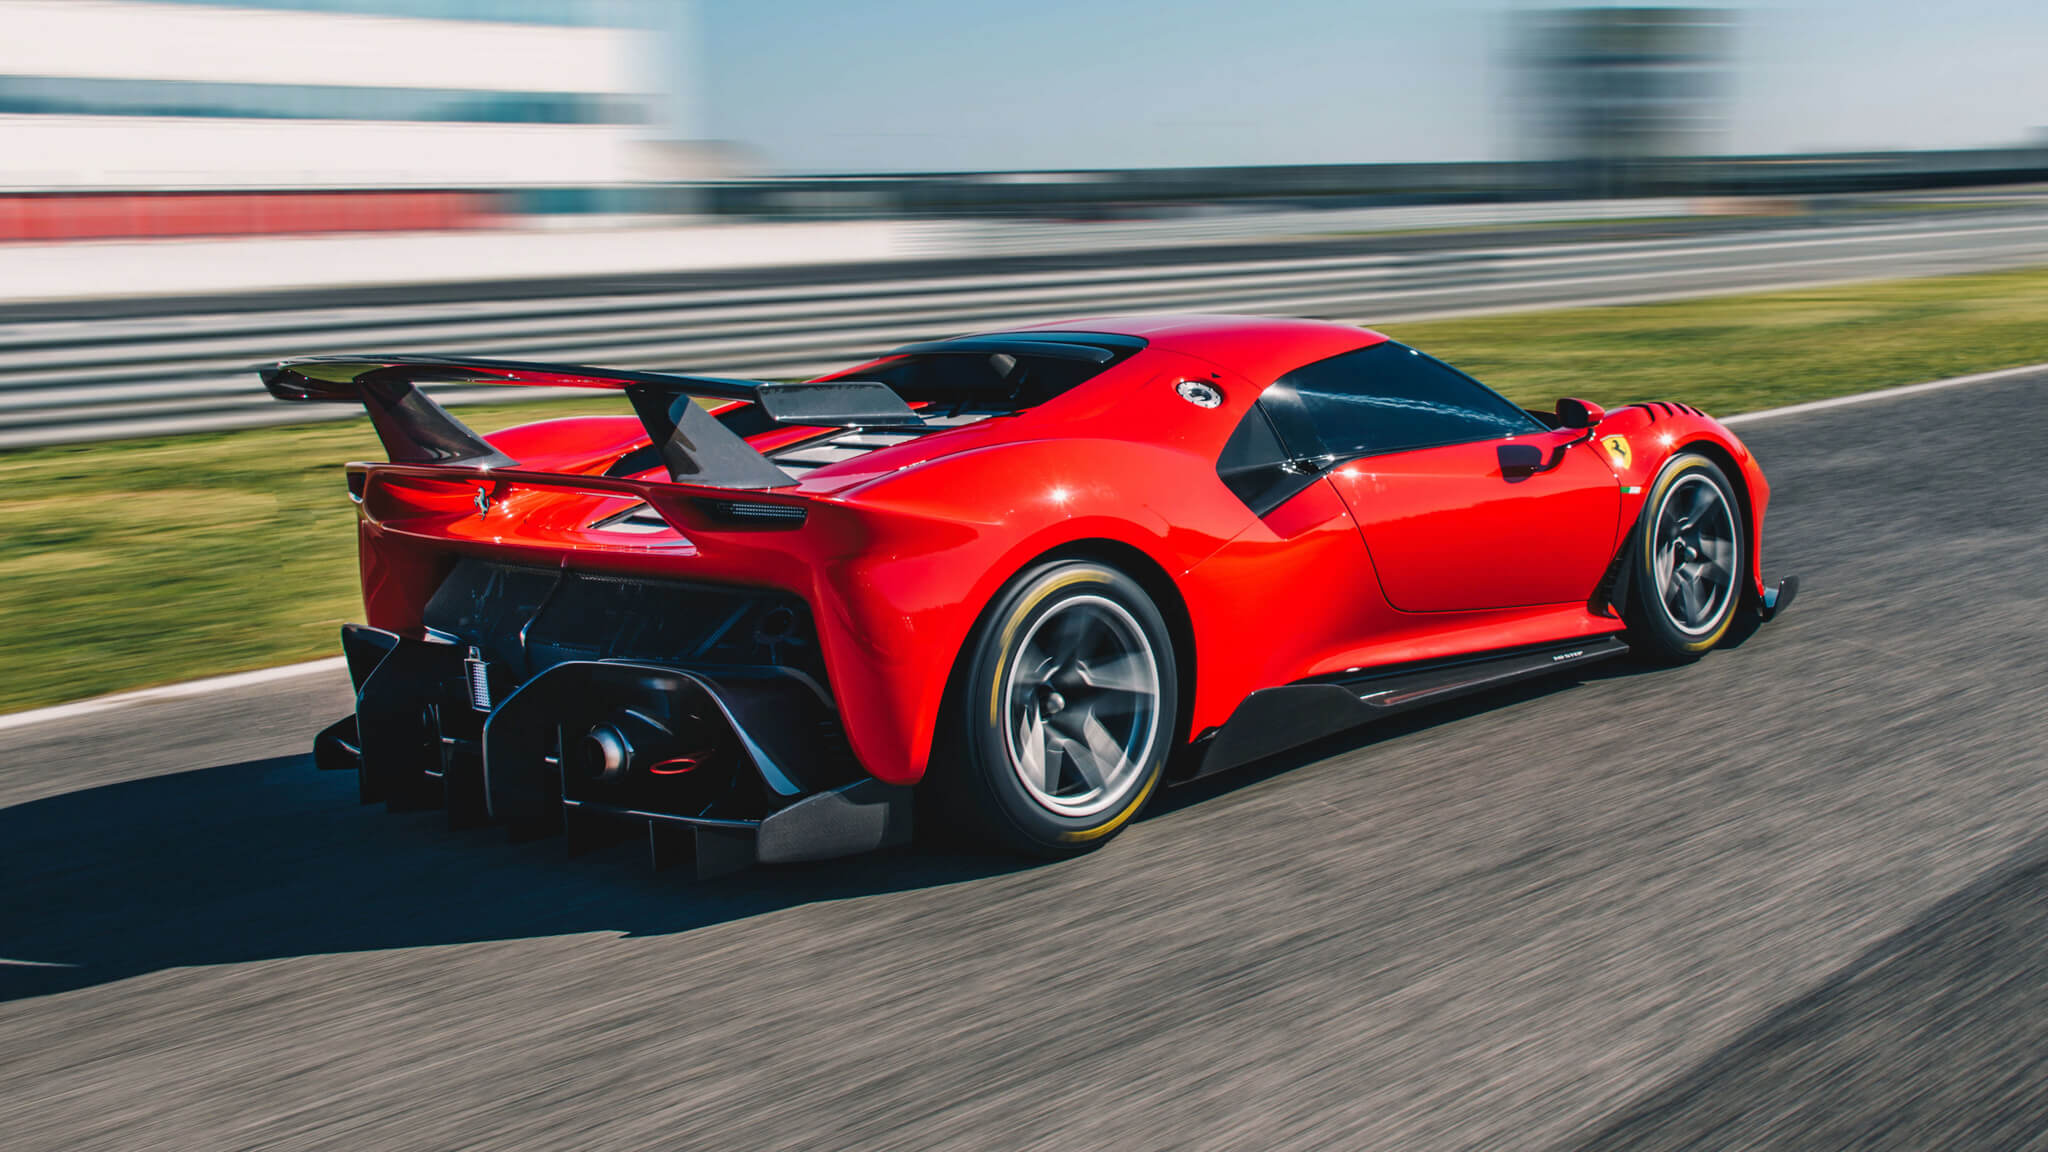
4, 370, 2047, 1150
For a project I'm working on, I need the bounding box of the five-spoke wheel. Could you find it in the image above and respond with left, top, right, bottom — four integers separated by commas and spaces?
937, 560, 1178, 856
1627, 453, 1746, 660
1653, 472, 1739, 636
1002, 594, 1163, 820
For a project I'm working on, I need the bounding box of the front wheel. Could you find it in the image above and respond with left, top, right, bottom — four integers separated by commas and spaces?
1625, 452, 1746, 662
936, 560, 1178, 858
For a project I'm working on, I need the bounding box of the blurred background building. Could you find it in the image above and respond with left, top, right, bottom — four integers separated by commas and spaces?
1514, 6, 1736, 194
3, 0, 2048, 448
0, 0, 716, 239
0, 0, 2044, 243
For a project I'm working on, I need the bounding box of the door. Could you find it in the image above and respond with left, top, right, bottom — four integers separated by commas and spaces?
1262, 341, 1620, 613
1193, 394, 1402, 694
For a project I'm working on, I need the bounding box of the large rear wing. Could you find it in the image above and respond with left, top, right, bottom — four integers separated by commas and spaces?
260, 355, 923, 489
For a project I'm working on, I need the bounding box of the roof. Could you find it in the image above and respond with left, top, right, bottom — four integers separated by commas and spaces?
1003, 314, 1389, 384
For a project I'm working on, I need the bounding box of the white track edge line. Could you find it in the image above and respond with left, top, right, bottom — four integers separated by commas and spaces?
1721, 360, 2048, 425
0, 657, 346, 733
2, 358, 2043, 732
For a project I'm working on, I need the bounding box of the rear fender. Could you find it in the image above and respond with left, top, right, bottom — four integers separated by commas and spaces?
820, 434, 1258, 780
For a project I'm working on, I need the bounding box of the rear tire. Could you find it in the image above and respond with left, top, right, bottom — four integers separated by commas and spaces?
933, 560, 1178, 858
1625, 452, 1745, 662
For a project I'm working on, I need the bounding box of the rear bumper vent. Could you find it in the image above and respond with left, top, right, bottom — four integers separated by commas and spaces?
464, 649, 493, 712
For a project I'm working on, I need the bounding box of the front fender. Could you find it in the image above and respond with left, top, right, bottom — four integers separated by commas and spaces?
1595, 402, 1773, 602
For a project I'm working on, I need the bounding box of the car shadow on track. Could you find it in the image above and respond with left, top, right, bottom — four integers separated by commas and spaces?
0, 651, 1697, 1004
1148, 658, 1651, 819
0, 755, 1026, 1002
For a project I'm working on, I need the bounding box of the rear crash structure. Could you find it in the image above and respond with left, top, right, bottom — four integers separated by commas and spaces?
272, 355, 929, 874
316, 564, 911, 876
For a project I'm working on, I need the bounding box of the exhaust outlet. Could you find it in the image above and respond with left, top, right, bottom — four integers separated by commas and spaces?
569, 709, 677, 783
575, 725, 633, 782
481, 660, 886, 866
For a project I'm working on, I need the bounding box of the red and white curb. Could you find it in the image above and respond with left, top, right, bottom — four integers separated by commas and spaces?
1, 358, 2042, 734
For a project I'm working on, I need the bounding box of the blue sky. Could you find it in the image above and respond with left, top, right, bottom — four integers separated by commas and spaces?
684, 1, 2048, 172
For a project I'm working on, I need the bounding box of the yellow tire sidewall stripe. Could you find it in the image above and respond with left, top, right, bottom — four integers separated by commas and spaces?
1643, 457, 1738, 652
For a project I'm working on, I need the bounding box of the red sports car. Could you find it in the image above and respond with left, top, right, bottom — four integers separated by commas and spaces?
267, 314, 1794, 872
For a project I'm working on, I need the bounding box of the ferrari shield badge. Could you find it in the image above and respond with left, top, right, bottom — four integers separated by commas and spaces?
1176, 379, 1223, 408
1601, 435, 1632, 469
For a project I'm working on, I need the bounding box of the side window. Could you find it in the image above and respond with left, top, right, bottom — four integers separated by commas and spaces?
1267, 342, 1541, 459
1215, 402, 1316, 517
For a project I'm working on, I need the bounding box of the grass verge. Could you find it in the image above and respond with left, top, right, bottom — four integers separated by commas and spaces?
6, 264, 2048, 714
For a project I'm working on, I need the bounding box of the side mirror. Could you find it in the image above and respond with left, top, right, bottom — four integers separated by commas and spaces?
1555, 397, 1607, 430
1499, 442, 1545, 480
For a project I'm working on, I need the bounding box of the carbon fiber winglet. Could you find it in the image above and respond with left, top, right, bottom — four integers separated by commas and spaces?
1757, 576, 1799, 622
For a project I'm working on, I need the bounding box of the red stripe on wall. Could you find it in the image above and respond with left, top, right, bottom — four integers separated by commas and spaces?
0, 192, 496, 242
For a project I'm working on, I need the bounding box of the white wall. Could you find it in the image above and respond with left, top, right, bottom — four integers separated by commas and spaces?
0, 220, 931, 305
0, 1, 638, 93
0, 116, 651, 189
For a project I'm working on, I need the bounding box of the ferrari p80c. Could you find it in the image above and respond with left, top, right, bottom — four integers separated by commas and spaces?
266, 314, 1795, 872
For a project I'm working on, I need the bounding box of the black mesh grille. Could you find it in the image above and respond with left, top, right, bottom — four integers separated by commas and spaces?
421, 559, 824, 686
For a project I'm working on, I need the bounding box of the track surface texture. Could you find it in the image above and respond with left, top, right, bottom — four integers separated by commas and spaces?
4, 371, 2047, 1150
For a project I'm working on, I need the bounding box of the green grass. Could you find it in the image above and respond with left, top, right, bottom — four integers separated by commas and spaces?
6, 264, 2048, 714
1378, 264, 2048, 415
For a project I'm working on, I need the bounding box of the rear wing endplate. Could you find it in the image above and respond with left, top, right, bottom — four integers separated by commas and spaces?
259, 355, 921, 489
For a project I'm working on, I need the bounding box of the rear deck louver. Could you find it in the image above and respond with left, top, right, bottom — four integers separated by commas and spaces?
695, 499, 808, 526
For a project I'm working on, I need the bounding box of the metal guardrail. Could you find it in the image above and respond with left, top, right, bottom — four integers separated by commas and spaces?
5, 211, 2048, 449
697, 147, 2048, 218
929, 198, 1698, 258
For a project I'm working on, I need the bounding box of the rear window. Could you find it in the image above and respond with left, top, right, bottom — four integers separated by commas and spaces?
854, 332, 1146, 414
695, 332, 1146, 477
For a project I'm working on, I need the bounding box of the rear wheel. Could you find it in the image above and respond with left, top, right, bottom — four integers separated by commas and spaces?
1625, 452, 1745, 661
937, 560, 1178, 858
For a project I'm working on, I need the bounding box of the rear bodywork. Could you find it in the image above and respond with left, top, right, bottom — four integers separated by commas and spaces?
275, 315, 1790, 870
